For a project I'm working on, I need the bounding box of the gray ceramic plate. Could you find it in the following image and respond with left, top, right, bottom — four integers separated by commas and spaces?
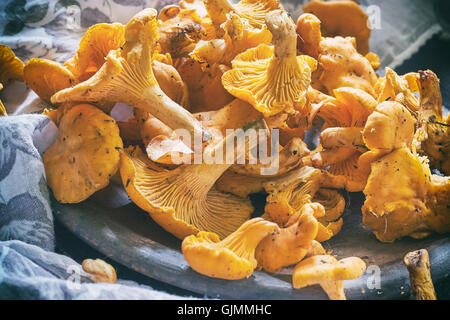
52, 184, 450, 299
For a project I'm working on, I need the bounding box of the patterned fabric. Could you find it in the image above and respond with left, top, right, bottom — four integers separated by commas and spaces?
0, 115, 57, 251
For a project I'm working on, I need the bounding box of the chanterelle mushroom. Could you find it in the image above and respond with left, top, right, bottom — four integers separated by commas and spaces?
302, 0, 371, 55
0, 45, 24, 116
0, 84, 5, 117
308, 87, 378, 192
263, 166, 345, 242
413, 70, 449, 175
296, 14, 377, 96
157, 9, 205, 58
204, 0, 281, 30
292, 254, 366, 300
24, 59, 78, 104
43, 104, 123, 203
0, 45, 24, 85
51, 8, 211, 141
64, 23, 125, 82
375, 67, 420, 116
222, 9, 317, 117
182, 217, 279, 280
255, 203, 320, 273
361, 102, 450, 242
404, 249, 437, 300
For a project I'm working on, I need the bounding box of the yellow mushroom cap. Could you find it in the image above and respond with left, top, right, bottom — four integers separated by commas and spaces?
312, 87, 378, 192
43, 104, 123, 203
24, 58, 78, 104
205, 0, 280, 29
292, 254, 366, 300
64, 23, 125, 82
0, 84, 6, 116
0, 45, 24, 85
190, 12, 272, 69
363, 101, 415, 152
296, 13, 322, 59
222, 10, 317, 117
263, 166, 323, 227
182, 217, 279, 280
362, 147, 450, 243
315, 36, 377, 96
303, 0, 371, 55
376, 68, 420, 115
51, 8, 210, 141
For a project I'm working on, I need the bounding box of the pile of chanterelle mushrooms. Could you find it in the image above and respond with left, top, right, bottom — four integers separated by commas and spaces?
1, 0, 448, 300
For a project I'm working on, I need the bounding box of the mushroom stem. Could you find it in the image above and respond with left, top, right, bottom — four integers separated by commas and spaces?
404, 249, 437, 300
138, 86, 212, 141
265, 10, 297, 60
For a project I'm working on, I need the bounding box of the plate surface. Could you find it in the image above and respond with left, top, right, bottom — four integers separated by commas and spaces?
52, 185, 450, 300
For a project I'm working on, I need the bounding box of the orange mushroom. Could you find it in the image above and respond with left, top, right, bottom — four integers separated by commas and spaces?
296, 13, 377, 96
302, 0, 371, 55
182, 217, 279, 280
255, 203, 320, 273
43, 104, 123, 203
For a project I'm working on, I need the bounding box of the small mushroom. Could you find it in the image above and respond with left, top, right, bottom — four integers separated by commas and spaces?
262, 166, 345, 242
176, 58, 234, 113
302, 0, 371, 55
182, 217, 279, 280
375, 67, 420, 116
309, 87, 378, 192
43, 104, 123, 203
204, 0, 281, 30
362, 102, 450, 242
292, 254, 366, 300
82, 259, 117, 284
404, 249, 437, 300
263, 166, 323, 227
157, 9, 205, 58
222, 10, 317, 117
